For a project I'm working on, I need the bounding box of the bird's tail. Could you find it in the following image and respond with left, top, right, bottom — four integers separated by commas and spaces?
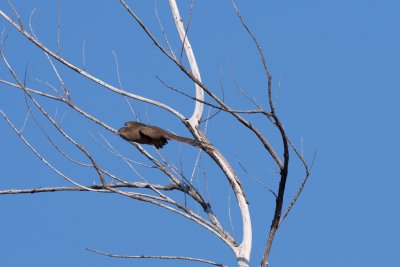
168, 133, 200, 147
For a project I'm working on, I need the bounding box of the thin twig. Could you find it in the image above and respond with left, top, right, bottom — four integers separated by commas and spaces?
237, 158, 277, 198
112, 50, 123, 89
20, 110, 31, 132
96, 133, 154, 169
233, 78, 263, 110
279, 143, 316, 224
6, 0, 21, 26
82, 38, 87, 70
179, 0, 194, 63
155, 2, 176, 60
228, 189, 236, 239
29, 10, 70, 100
57, 0, 61, 54
229, 0, 272, 110
87, 248, 227, 267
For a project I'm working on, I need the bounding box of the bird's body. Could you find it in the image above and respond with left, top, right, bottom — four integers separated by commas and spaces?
118, 121, 198, 149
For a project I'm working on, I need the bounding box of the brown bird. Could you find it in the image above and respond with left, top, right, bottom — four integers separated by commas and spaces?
117, 121, 199, 149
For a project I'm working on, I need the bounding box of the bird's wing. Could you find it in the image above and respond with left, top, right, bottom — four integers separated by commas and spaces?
139, 126, 167, 140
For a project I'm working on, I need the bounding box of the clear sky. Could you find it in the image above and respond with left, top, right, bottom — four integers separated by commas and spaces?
1, 1, 399, 267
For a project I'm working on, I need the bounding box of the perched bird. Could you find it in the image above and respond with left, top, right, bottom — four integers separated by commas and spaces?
117, 121, 199, 149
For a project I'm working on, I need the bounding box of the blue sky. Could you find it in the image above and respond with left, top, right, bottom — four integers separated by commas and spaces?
1, 1, 400, 267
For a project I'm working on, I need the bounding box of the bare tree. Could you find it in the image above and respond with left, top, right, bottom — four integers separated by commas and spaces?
0, 1, 313, 267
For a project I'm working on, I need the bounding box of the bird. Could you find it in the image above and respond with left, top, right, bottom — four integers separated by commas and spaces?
117, 121, 199, 149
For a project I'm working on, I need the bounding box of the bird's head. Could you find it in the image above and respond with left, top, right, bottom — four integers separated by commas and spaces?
117, 127, 129, 138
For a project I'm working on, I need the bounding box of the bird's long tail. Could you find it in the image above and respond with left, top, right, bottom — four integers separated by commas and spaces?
168, 133, 200, 147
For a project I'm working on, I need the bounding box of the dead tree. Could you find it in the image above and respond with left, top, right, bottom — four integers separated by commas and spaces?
0, 1, 312, 266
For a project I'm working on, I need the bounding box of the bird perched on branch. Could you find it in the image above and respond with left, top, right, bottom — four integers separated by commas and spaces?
117, 121, 199, 149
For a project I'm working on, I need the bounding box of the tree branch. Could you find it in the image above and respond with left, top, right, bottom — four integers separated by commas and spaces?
87, 248, 227, 267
